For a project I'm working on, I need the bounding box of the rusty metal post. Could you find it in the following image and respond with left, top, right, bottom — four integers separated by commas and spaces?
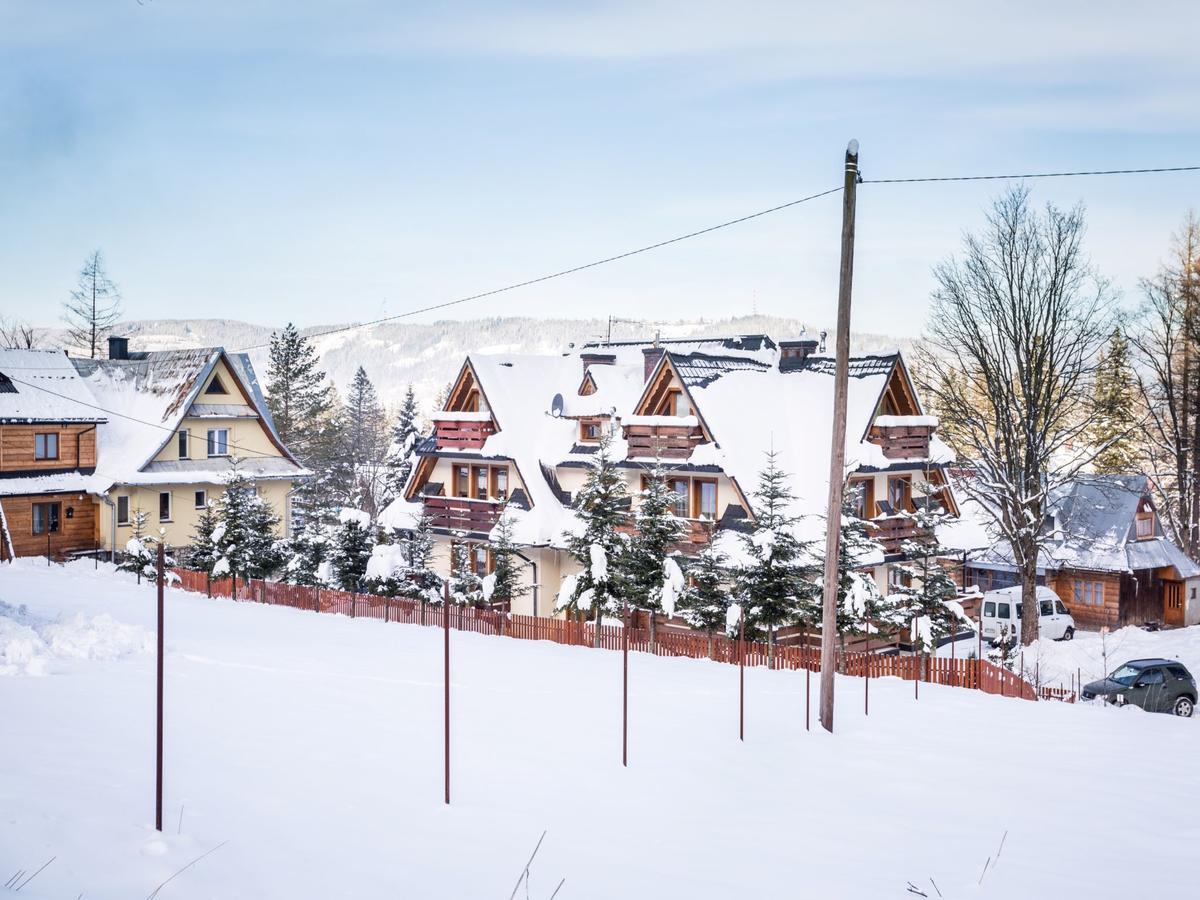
738, 607, 745, 741
622, 600, 629, 768
443, 579, 451, 805
805, 665, 811, 732
864, 632, 870, 716
155, 542, 165, 832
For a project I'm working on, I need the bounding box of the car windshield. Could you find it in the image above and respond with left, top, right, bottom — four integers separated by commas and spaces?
1110, 665, 1141, 686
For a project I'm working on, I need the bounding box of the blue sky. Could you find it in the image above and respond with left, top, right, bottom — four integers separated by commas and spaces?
1, 1, 1197, 337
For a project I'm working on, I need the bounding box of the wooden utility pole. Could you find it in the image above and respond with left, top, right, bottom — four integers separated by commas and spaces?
818, 140, 860, 733
443, 580, 451, 805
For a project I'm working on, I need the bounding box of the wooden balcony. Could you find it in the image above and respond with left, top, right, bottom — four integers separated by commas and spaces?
868, 515, 921, 555
622, 417, 704, 460
432, 415, 496, 450
867, 421, 934, 460
423, 495, 504, 533
618, 517, 714, 554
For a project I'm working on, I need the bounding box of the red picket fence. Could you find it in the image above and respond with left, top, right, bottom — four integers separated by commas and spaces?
169, 567, 1043, 701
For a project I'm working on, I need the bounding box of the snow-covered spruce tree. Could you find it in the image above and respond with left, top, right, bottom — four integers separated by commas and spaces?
677, 541, 731, 657
487, 511, 526, 611
286, 520, 333, 587
188, 500, 221, 578
834, 485, 905, 651
1090, 327, 1139, 475
623, 461, 686, 647
331, 510, 374, 592
211, 463, 284, 590
735, 451, 820, 666
385, 384, 421, 500
265, 323, 334, 467
559, 432, 629, 647
344, 366, 391, 520
117, 509, 154, 582
892, 489, 964, 673
450, 541, 485, 606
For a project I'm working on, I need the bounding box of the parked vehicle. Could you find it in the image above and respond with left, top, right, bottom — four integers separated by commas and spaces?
1081, 659, 1196, 717
980, 586, 1075, 642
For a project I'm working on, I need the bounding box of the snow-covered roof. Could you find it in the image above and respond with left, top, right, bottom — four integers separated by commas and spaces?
0, 349, 106, 424
963, 475, 1200, 578
71, 349, 304, 489
0, 472, 96, 497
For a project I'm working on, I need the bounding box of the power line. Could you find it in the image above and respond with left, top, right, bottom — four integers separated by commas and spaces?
5, 372, 283, 462
231, 185, 846, 351
862, 164, 1200, 184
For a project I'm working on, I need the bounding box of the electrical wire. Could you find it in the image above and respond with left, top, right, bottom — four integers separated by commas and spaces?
862, 164, 1200, 184
230, 185, 846, 351
4, 372, 284, 461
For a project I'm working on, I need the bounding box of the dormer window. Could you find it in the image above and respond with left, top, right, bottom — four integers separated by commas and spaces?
1135, 500, 1155, 540
205, 374, 228, 395
0, 372, 16, 394
579, 419, 603, 442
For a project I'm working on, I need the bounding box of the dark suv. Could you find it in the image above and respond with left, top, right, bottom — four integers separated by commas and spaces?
1081, 659, 1196, 717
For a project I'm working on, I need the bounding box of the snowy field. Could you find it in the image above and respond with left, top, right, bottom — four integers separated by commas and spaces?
1, 560, 1197, 899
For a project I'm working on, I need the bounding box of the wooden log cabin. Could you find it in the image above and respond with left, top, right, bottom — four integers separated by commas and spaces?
0, 350, 105, 560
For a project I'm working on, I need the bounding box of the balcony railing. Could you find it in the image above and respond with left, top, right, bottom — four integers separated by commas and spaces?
867, 417, 935, 461
622, 416, 704, 460
618, 517, 714, 554
868, 515, 921, 555
432, 414, 496, 450
423, 495, 505, 533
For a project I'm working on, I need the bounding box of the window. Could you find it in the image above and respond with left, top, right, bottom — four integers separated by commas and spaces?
454, 465, 470, 498
1055, 600, 1069, 616
580, 419, 603, 442
849, 479, 875, 519
204, 374, 228, 395
887, 476, 911, 513
1039, 600, 1054, 617
1135, 513, 1154, 539
34, 432, 59, 460
670, 478, 690, 517
474, 465, 489, 500
31, 502, 60, 534
159, 491, 172, 522
178, 430, 189, 459
983, 601, 996, 618
117, 496, 130, 525
997, 602, 1010, 620
694, 479, 718, 520
493, 468, 508, 501
472, 545, 489, 577
194, 489, 207, 509
1138, 668, 1165, 686
1072, 581, 1105, 606
1167, 666, 1189, 680
206, 428, 229, 457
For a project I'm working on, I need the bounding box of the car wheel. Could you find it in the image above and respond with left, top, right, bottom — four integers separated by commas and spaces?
1060, 627, 1074, 641
1173, 696, 1195, 718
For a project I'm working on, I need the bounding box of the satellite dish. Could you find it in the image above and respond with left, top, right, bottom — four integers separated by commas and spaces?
550, 393, 564, 418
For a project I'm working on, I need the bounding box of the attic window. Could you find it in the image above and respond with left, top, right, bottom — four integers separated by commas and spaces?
1135, 502, 1155, 540
0, 372, 16, 393
204, 374, 228, 395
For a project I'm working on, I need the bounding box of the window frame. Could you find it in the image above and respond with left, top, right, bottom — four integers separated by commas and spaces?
693, 477, 718, 521
194, 489, 207, 510
158, 491, 172, 522
178, 430, 189, 459
117, 495, 131, 525
204, 374, 228, 395
887, 475, 912, 514
206, 428, 230, 458
31, 501, 61, 535
34, 432, 59, 461
579, 419, 603, 443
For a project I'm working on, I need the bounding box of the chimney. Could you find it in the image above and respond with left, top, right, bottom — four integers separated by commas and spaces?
642, 346, 665, 382
107, 335, 130, 361
580, 351, 616, 375
778, 338, 819, 372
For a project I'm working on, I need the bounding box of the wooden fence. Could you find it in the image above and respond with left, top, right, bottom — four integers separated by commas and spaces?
170, 567, 1051, 702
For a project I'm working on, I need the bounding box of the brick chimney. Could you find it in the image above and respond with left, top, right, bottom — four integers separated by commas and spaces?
107, 335, 130, 360
580, 352, 616, 375
642, 346, 665, 382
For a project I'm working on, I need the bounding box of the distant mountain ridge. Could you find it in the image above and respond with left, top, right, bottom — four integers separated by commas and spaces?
33, 315, 914, 417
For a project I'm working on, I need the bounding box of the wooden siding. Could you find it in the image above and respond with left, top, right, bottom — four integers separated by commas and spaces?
867, 423, 933, 460
0, 493, 98, 560
622, 422, 704, 459
1047, 569, 1123, 630
0, 424, 97, 473
432, 417, 496, 450
424, 495, 504, 533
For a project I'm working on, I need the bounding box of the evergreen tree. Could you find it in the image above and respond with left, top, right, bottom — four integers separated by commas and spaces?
344, 367, 390, 518
331, 511, 374, 592
487, 511, 526, 610
385, 384, 421, 499
118, 509, 156, 582
265, 323, 334, 464
211, 463, 283, 586
559, 433, 629, 646
450, 542, 486, 607
1091, 327, 1139, 474
286, 521, 333, 586
189, 500, 221, 576
62, 250, 122, 359
834, 485, 904, 645
735, 451, 820, 664
677, 541, 731, 656
891, 489, 964, 657
623, 462, 685, 612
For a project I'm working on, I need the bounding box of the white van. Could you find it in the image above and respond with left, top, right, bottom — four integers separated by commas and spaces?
980, 586, 1075, 642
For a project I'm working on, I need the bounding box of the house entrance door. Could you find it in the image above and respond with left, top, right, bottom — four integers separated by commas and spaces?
1164, 580, 1185, 627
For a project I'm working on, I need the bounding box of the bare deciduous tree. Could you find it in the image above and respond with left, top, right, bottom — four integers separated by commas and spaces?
918, 187, 1112, 645
63, 250, 122, 358
0, 316, 37, 349
1127, 213, 1200, 559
